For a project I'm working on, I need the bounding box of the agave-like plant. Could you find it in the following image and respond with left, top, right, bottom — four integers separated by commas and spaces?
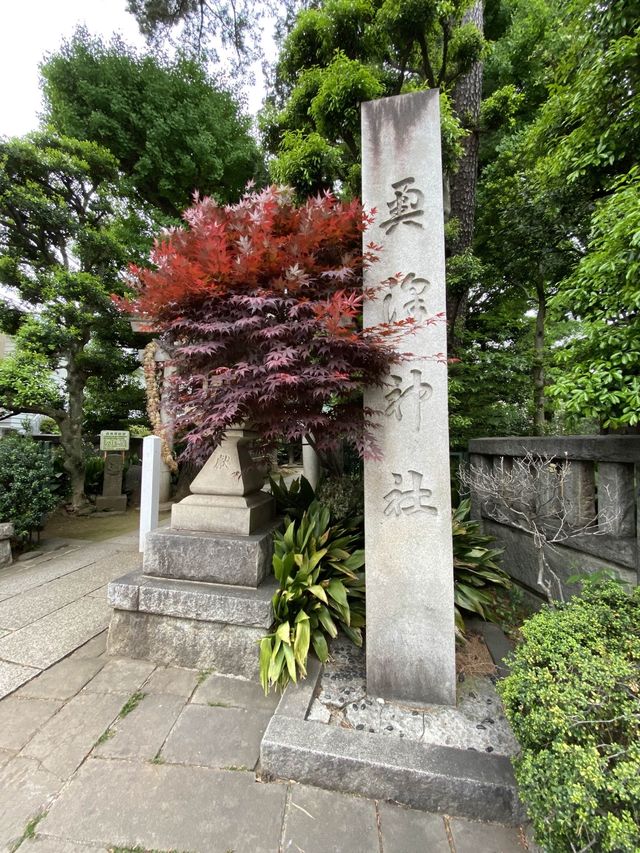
259, 501, 365, 693
267, 473, 316, 520
453, 498, 510, 632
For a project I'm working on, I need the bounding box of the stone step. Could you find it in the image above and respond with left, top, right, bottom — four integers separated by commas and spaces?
108, 571, 277, 629
142, 524, 278, 588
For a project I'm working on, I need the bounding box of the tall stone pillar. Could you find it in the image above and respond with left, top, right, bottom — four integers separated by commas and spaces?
362, 90, 456, 706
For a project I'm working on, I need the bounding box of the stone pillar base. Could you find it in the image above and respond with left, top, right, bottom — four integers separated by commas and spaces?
107, 570, 278, 680
171, 491, 274, 536
96, 495, 127, 513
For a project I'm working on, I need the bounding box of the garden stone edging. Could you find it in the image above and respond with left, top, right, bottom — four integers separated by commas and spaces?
259, 652, 526, 824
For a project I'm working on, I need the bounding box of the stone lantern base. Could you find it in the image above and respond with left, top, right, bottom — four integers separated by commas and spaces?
107, 427, 278, 680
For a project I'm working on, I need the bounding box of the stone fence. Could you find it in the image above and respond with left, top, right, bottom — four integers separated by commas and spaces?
467, 436, 640, 600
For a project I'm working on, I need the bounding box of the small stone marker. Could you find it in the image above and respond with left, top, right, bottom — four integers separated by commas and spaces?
96, 454, 127, 513
0, 522, 13, 568
362, 90, 456, 706
139, 435, 162, 552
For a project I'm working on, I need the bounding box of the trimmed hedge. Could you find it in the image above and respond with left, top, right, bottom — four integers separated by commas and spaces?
500, 581, 640, 852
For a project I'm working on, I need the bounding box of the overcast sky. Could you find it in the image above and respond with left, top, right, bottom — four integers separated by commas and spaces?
0, 0, 267, 138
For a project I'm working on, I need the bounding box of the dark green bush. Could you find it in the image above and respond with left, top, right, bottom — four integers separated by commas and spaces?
0, 434, 58, 543
499, 581, 640, 853
316, 472, 364, 526
268, 474, 315, 520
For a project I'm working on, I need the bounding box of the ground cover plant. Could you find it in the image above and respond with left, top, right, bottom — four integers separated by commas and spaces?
122, 184, 422, 467
500, 580, 640, 852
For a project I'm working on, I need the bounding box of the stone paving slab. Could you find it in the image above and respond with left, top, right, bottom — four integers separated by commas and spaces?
0, 756, 62, 851
192, 672, 280, 712
0, 597, 111, 670
283, 783, 379, 853
142, 665, 200, 697
17, 658, 105, 701
96, 694, 186, 761
0, 659, 38, 696
23, 840, 108, 852
0, 543, 133, 602
378, 801, 451, 852
21, 692, 129, 779
69, 632, 107, 660
39, 758, 288, 853
80, 658, 155, 695
0, 748, 15, 769
0, 697, 63, 750
162, 704, 272, 770
450, 816, 527, 852
0, 560, 132, 631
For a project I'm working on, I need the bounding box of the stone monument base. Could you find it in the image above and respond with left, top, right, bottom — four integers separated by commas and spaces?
95, 495, 127, 513
171, 491, 274, 536
107, 571, 277, 680
143, 522, 278, 587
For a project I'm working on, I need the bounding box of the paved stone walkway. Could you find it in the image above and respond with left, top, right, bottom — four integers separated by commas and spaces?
0, 532, 534, 852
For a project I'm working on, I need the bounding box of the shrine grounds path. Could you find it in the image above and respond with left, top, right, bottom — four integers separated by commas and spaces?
0, 523, 534, 852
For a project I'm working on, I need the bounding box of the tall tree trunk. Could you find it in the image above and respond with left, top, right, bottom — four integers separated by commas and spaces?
446, 0, 484, 353
58, 359, 87, 510
533, 280, 546, 435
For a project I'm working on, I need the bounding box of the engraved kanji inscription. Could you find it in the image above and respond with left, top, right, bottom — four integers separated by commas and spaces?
380, 178, 425, 234
213, 453, 231, 470
383, 272, 430, 323
384, 369, 433, 431
383, 470, 438, 517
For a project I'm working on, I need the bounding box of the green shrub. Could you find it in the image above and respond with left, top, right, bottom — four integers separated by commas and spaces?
83, 455, 105, 495
268, 474, 316, 520
316, 472, 364, 526
0, 434, 58, 542
499, 581, 640, 853
452, 499, 510, 631
260, 501, 365, 693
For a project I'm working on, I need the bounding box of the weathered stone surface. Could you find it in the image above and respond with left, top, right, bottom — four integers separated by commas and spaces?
69, 631, 107, 659
162, 704, 272, 769
23, 839, 107, 852
101, 453, 124, 497
143, 523, 277, 586
378, 802, 450, 853
0, 697, 62, 750
171, 490, 274, 536
190, 428, 265, 496
192, 673, 280, 712
21, 692, 127, 779
143, 665, 199, 697
96, 693, 185, 760
449, 816, 527, 852
0, 659, 38, 698
261, 714, 524, 823
0, 757, 62, 851
0, 523, 14, 539
39, 758, 287, 852
81, 658, 155, 694
362, 90, 456, 706
95, 495, 127, 513
0, 596, 111, 669
16, 658, 104, 701
109, 571, 276, 628
0, 749, 15, 769
107, 609, 265, 679
283, 784, 379, 853
0, 540, 11, 569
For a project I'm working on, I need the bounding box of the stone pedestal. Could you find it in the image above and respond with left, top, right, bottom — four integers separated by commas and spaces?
0, 523, 13, 569
108, 426, 277, 679
96, 453, 127, 513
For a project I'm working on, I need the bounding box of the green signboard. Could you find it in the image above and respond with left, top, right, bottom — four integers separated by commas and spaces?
100, 430, 130, 452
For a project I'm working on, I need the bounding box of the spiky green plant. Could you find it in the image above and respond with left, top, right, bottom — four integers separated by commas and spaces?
260, 501, 365, 693
452, 499, 510, 631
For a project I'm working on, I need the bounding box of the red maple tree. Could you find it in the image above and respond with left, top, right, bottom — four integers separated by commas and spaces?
121, 185, 419, 465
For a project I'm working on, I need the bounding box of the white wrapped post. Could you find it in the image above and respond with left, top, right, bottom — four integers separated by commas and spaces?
139, 435, 162, 552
